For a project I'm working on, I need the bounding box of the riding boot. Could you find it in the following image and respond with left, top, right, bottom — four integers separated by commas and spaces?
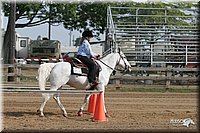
87, 80, 99, 90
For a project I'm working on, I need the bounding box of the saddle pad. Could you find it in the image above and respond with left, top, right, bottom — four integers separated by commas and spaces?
73, 67, 82, 75
70, 63, 88, 76
70, 60, 101, 76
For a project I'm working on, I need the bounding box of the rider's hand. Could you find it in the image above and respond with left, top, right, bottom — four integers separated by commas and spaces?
91, 57, 95, 61
96, 55, 100, 59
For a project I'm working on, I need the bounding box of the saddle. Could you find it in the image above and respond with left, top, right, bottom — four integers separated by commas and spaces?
68, 57, 101, 77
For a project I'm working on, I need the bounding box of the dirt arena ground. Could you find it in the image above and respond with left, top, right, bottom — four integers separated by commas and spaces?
2, 91, 198, 132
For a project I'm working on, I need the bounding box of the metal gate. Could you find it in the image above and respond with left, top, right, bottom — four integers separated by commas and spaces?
106, 6, 198, 67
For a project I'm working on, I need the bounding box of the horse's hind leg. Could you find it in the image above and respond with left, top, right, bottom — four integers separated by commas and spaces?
77, 94, 91, 116
53, 93, 67, 117
38, 94, 51, 117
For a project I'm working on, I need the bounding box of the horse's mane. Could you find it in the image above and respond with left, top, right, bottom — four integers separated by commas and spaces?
101, 52, 116, 61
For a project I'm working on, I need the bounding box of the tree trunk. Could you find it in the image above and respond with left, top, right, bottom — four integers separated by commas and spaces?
2, 2, 16, 64
2, 19, 11, 64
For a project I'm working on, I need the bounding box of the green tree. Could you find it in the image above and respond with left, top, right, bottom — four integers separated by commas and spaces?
109, 2, 197, 26
62, 2, 109, 37
2, 1, 66, 63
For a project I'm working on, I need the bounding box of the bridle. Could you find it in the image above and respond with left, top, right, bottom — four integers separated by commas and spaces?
98, 52, 129, 75
115, 53, 128, 72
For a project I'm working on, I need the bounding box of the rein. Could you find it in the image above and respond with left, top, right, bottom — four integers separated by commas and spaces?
98, 59, 115, 71
98, 53, 127, 75
98, 59, 117, 75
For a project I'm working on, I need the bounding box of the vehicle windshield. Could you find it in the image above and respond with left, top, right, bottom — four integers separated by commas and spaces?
63, 52, 77, 58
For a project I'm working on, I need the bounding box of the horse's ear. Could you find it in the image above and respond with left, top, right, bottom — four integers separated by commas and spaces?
118, 47, 121, 53
113, 48, 117, 53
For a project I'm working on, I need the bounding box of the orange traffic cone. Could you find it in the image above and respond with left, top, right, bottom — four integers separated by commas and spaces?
93, 92, 108, 122
87, 94, 97, 115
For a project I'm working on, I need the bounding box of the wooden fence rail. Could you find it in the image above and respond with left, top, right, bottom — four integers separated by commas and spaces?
1, 64, 199, 89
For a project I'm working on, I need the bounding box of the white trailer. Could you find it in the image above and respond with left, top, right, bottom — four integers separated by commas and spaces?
15, 33, 31, 59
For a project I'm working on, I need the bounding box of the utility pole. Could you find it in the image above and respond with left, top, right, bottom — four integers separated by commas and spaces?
48, 2, 52, 40
69, 30, 72, 46
72, 35, 75, 46
48, 18, 51, 40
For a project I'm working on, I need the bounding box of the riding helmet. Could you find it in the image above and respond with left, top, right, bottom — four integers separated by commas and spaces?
82, 30, 93, 38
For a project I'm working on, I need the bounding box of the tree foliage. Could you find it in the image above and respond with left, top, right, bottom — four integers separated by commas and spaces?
2, 2, 65, 28
62, 2, 108, 38
109, 2, 197, 26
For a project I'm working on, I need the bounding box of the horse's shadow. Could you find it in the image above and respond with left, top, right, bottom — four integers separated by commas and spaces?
3, 111, 94, 122
3, 111, 55, 117
66, 112, 94, 122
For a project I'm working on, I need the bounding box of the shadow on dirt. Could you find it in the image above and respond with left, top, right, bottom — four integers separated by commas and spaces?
3, 111, 55, 117
3, 111, 94, 122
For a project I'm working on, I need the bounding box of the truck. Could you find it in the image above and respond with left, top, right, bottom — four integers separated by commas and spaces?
28, 39, 61, 59
14, 33, 62, 62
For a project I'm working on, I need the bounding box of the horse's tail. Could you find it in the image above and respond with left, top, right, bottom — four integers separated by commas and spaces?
37, 63, 56, 91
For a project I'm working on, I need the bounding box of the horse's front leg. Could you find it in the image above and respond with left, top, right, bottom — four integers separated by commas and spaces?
101, 91, 110, 117
97, 84, 110, 117
77, 94, 91, 116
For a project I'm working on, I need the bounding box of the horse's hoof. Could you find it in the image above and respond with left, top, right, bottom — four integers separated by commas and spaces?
39, 113, 44, 117
77, 111, 83, 116
63, 113, 68, 117
40, 114, 44, 117
105, 113, 110, 118
37, 109, 44, 117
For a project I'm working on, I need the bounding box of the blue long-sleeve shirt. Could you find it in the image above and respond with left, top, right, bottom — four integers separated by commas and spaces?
77, 39, 96, 58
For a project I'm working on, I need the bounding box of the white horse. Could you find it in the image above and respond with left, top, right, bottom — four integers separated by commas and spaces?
37, 49, 131, 117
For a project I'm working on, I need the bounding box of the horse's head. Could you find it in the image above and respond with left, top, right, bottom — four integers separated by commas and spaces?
115, 48, 132, 72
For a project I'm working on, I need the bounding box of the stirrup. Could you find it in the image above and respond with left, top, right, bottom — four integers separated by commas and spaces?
86, 82, 98, 90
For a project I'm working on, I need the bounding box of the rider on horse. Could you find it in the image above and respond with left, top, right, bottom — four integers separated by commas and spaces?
76, 30, 100, 90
